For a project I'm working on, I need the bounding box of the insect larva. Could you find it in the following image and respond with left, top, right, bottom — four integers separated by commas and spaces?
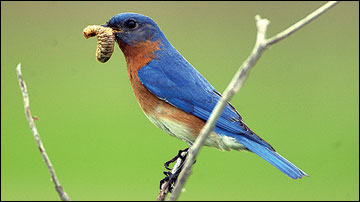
83, 25, 115, 63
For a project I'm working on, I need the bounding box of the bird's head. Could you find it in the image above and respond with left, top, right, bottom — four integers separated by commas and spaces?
104, 12, 165, 46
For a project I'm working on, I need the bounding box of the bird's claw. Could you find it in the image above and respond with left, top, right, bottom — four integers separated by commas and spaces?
164, 148, 189, 170
159, 172, 171, 189
159, 166, 184, 193
160, 148, 190, 192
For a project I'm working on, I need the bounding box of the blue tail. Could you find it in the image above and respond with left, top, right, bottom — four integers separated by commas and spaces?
234, 135, 309, 179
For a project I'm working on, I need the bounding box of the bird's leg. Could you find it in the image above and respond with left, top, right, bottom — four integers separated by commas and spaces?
159, 148, 197, 192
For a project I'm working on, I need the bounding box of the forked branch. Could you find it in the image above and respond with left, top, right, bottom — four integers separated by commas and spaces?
168, 1, 339, 201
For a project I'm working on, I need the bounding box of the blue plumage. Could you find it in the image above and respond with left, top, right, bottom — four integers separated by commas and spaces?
214, 127, 308, 179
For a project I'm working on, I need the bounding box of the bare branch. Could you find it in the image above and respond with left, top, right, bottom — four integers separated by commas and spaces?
266, 1, 340, 47
168, 1, 339, 201
16, 63, 71, 201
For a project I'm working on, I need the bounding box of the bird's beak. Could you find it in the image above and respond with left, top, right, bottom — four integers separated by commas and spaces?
102, 24, 122, 32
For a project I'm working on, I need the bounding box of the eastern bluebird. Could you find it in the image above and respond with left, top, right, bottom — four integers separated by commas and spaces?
103, 12, 308, 180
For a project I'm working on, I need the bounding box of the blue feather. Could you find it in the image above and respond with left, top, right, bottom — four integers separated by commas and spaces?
237, 137, 309, 179
214, 127, 309, 179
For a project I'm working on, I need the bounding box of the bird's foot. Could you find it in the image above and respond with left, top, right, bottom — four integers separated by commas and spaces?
159, 159, 186, 193
159, 148, 189, 192
164, 148, 189, 170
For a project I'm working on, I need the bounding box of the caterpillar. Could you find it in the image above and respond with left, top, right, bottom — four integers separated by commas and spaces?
83, 25, 115, 63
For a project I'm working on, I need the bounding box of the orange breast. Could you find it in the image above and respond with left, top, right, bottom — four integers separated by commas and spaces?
118, 40, 205, 136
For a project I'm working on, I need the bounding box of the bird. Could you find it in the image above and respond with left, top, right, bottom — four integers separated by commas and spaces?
103, 12, 309, 180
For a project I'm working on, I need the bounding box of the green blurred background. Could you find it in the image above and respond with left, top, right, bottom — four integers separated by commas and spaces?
1, 1, 359, 201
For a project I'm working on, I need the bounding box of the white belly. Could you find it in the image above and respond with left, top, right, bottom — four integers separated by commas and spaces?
144, 113, 247, 151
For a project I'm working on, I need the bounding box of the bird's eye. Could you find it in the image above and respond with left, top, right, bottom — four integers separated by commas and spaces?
124, 20, 137, 29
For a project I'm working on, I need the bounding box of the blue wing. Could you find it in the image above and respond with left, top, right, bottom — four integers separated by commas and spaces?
137, 48, 274, 151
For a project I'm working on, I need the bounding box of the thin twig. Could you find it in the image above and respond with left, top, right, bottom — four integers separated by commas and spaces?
16, 63, 71, 201
157, 181, 170, 201
168, 1, 339, 201
266, 1, 339, 47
